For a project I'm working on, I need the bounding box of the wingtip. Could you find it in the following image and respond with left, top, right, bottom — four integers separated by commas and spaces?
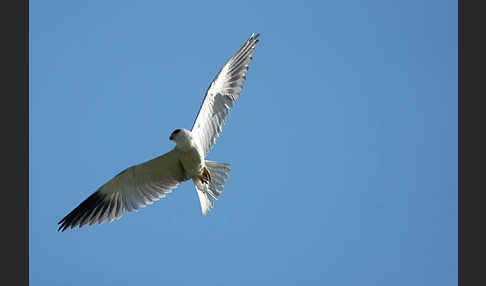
57, 218, 66, 232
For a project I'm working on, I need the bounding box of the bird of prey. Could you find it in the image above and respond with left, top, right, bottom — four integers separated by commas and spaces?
58, 33, 260, 231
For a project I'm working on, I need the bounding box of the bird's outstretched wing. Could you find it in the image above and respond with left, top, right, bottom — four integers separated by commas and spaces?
191, 33, 260, 155
58, 149, 188, 231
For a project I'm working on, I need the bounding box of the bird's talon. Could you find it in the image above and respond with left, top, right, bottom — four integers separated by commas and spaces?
199, 167, 211, 184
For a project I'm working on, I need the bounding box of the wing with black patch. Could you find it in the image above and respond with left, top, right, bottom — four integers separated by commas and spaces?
58, 149, 188, 231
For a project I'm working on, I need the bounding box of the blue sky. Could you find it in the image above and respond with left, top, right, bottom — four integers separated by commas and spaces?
30, 1, 457, 285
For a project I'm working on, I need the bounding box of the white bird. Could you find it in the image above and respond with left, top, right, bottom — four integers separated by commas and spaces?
58, 33, 260, 231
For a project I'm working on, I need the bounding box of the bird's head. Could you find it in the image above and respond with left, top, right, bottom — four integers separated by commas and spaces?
169, 128, 192, 145
169, 129, 182, 141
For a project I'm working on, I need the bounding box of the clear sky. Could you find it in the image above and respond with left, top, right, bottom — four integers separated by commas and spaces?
30, 1, 457, 285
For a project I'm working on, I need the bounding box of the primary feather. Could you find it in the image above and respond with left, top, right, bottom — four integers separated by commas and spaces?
192, 33, 260, 155
58, 150, 188, 231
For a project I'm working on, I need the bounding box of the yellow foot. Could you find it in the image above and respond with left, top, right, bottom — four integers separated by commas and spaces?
198, 167, 212, 184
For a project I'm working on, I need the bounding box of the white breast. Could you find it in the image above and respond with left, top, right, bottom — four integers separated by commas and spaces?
177, 143, 205, 178
173, 129, 206, 178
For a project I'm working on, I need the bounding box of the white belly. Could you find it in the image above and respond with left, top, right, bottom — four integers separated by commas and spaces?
179, 145, 204, 178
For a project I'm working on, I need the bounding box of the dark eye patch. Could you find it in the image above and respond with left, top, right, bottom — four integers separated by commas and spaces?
172, 129, 181, 136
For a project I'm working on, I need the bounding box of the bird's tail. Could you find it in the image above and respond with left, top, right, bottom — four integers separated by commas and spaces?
193, 161, 231, 215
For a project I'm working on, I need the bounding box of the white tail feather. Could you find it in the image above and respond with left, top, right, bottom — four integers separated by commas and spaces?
193, 161, 231, 215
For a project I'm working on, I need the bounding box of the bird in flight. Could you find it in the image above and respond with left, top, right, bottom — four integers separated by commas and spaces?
58, 33, 260, 231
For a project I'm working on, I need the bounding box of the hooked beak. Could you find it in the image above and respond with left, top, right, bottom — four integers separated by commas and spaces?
169, 135, 174, 141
